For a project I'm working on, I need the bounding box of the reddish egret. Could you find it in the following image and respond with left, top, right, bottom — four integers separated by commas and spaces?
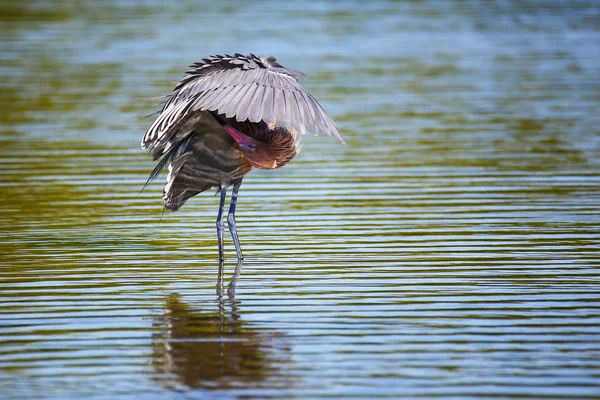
142, 53, 343, 284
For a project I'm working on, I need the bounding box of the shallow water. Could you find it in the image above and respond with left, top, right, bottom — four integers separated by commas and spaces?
1, 1, 600, 399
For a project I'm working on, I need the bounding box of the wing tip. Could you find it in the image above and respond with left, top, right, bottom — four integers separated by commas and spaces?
329, 128, 345, 144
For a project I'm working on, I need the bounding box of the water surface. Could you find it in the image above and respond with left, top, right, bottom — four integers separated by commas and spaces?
1, 1, 600, 399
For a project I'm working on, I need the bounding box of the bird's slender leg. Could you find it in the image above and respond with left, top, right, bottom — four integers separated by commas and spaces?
228, 258, 243, 292
216, 271, 224, 297
216, 187, 227, 264
227, 182, 243, 261
216, 187, 227, 293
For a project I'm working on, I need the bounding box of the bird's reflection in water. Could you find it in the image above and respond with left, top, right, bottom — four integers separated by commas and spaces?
151, 289, 292, 392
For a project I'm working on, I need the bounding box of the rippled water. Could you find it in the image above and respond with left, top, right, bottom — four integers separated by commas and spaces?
2, 1, 600, 399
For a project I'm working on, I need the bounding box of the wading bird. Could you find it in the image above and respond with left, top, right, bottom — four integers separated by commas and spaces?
142, 53, 343, 285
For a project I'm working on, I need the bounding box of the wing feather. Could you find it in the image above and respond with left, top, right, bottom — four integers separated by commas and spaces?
298, 91, 318, 135
214, 85, 245, 115
307, 92, 343, 142
198, 88, 223, 111
272, 88, 283, 124
311, 95, 331, 136
262, 86, 276, 124
220, 67, 240, 87
224, 84, 254, 118
211, 86, 234, 113
291, 91, 306, 135
142, 53, 343, 154
248, 84, 266, 123
281, 89, 292, 127
235, 83, 259, 122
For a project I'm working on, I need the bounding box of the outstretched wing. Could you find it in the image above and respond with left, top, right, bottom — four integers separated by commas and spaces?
142, 53, 343, 155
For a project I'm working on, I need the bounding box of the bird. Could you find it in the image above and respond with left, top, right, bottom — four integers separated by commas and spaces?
142, 53, 343, 284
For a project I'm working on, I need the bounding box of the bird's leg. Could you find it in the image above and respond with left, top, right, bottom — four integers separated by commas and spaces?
216, 269, 224, 297
228, 258, 243, 292
227, 182, 243, 261
216, 187, 227, 264
227, 183, 243, 290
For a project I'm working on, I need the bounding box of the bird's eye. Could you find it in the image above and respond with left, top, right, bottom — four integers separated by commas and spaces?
244, 144, 256, 151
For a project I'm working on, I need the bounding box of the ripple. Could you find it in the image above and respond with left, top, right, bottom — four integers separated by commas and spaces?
2, 1, 600, 399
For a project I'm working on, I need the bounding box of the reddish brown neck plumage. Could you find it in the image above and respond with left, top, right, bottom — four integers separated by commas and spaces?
226, 122, 300, 170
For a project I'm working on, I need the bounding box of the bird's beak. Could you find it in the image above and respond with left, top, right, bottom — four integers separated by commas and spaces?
224, 124, 256, 151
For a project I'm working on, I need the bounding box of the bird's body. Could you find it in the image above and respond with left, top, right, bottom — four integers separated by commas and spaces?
159, 114, 299, 211
142, 53, 342, 287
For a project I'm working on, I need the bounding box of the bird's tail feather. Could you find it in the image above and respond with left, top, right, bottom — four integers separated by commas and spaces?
141, 136, 192, 192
